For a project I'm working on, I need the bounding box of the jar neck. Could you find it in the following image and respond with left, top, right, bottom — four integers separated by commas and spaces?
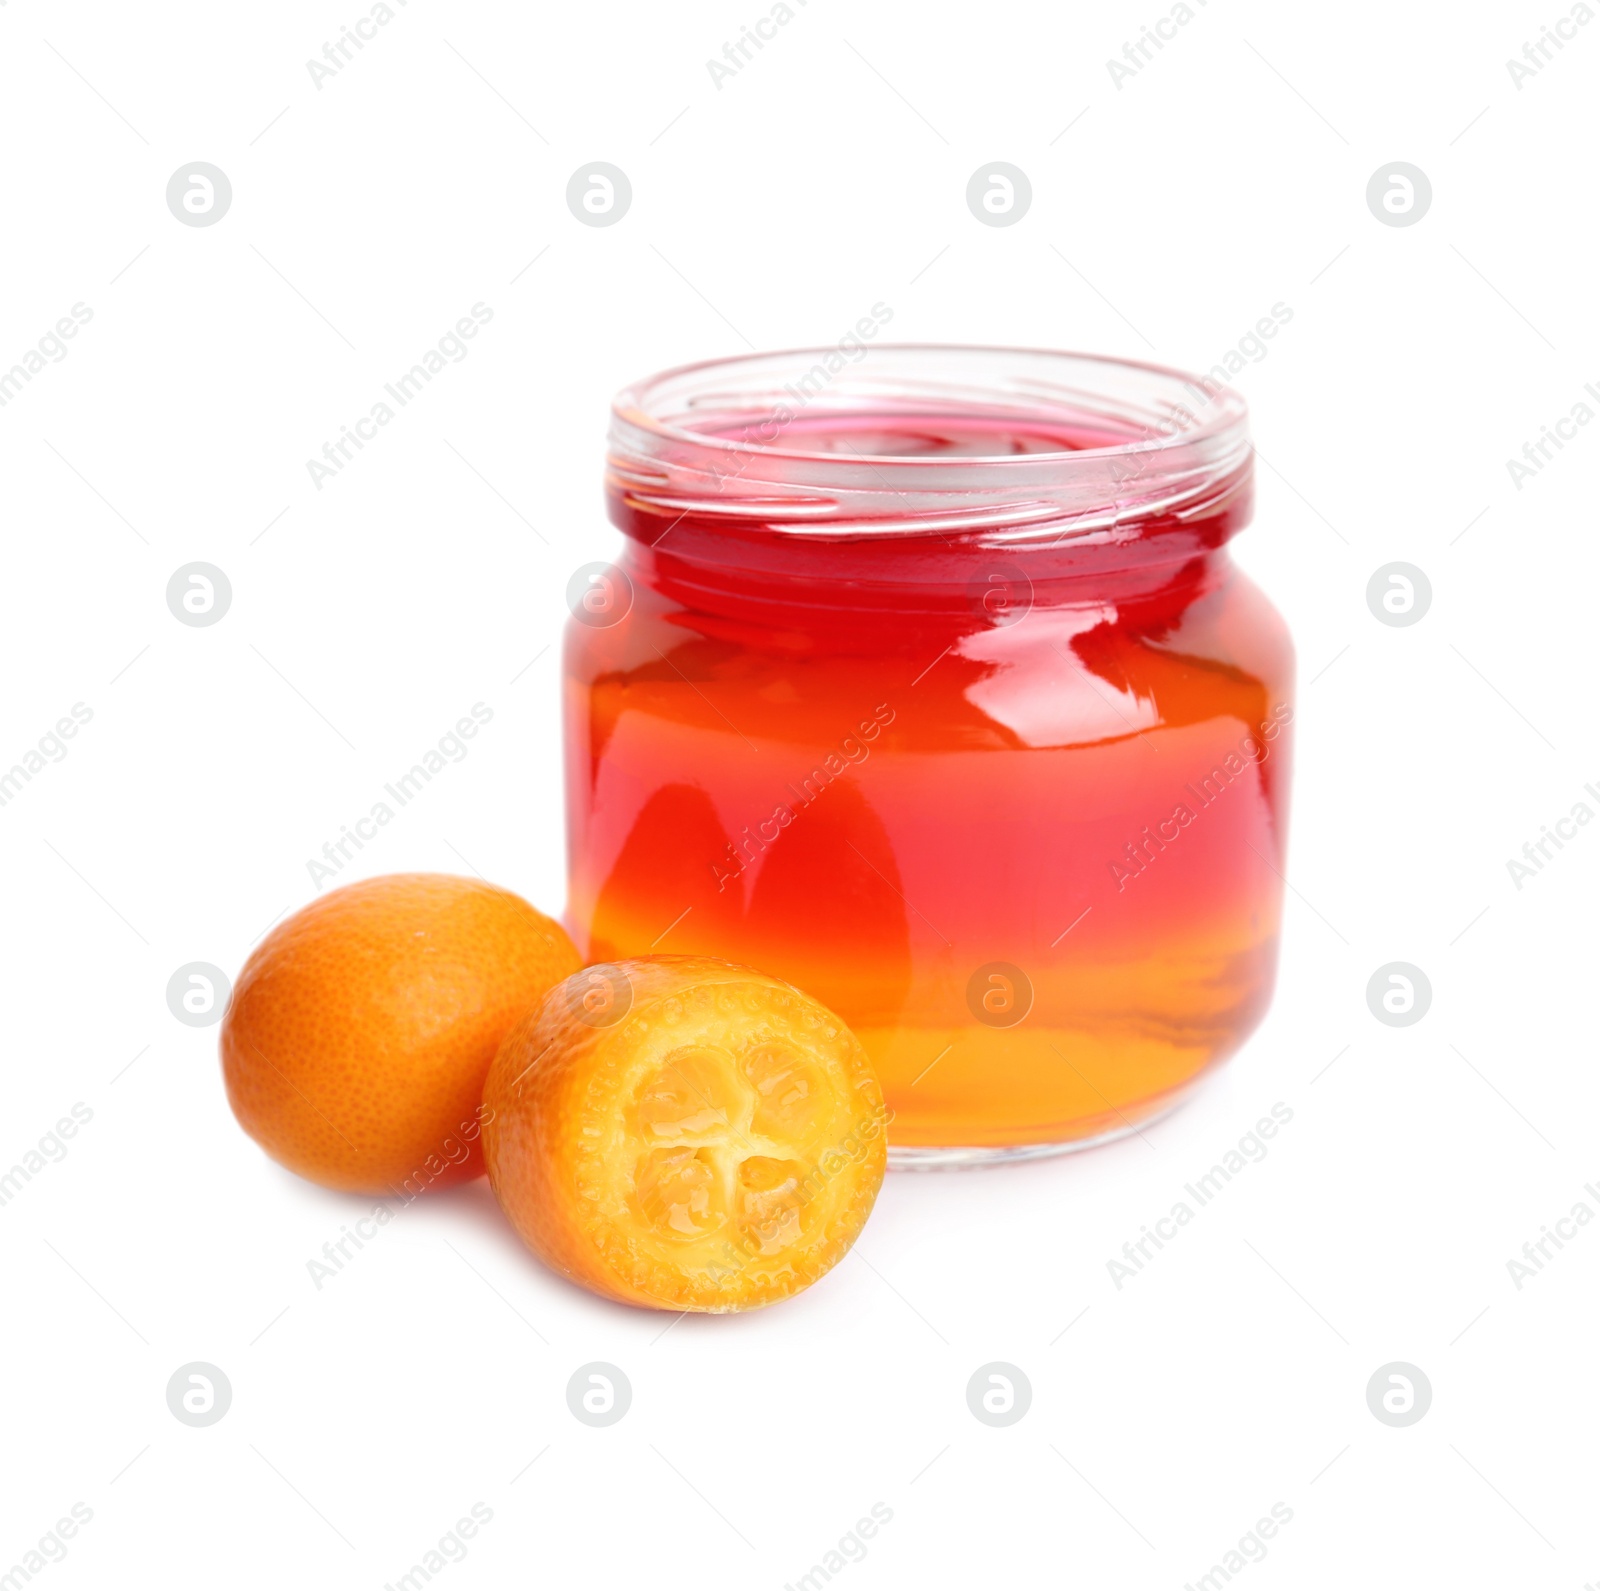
604, 345, 1256, 628
610, 462, 1249, 624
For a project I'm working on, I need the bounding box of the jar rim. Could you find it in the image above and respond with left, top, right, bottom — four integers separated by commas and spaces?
608, 344, 1252, 543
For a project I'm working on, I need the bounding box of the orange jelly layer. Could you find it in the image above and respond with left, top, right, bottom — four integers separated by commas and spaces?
565, 434, 1294, 1150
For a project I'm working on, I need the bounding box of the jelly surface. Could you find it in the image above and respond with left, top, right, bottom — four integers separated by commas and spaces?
567, 416, 1293, 1150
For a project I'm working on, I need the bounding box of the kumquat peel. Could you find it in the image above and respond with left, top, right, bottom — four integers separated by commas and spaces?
221, 874, 580, 1196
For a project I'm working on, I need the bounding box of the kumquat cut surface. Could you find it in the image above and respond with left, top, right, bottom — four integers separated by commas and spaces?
482, 956, 888, 1312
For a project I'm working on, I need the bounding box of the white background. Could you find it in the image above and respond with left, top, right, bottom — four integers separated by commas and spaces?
2, 0, 1596, 1586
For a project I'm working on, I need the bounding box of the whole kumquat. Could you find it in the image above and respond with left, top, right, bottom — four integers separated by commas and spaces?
222, 873, 579, 1195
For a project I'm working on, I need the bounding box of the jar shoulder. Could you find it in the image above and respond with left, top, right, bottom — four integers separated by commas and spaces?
564, 556, 1295, 748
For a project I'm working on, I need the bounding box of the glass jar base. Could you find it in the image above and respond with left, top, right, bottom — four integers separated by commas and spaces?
885, 1086, 1197, 1171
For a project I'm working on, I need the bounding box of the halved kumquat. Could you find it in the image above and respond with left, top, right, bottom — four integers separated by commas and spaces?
482, 956, 888, 1312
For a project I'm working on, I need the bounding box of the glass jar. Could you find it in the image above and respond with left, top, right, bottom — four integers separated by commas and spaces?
564, 346, 1294, 1165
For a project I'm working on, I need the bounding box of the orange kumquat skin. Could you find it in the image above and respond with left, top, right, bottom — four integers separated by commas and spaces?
221, 873, 580, 1195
